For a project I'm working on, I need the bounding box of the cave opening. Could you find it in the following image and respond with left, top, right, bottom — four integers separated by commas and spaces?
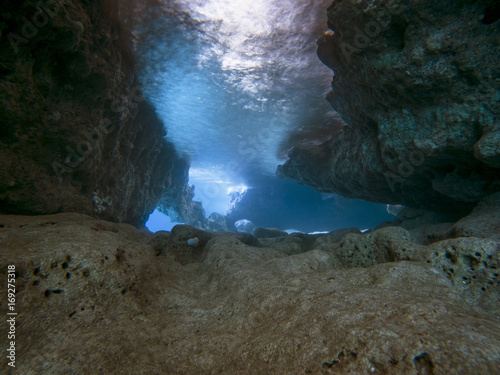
138, 0, 394, 233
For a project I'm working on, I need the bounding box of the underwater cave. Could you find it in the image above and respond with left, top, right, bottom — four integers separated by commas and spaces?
138, 0, 394, 234
0, 0, 499, 373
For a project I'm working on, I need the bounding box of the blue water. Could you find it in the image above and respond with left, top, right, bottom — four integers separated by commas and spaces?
136, 0, 393, 232
146, 209, 182, 232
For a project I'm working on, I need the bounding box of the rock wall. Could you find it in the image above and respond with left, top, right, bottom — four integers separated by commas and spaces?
278, 0, 500, 212
0, 193, 498, 373
0, 0, 190, 227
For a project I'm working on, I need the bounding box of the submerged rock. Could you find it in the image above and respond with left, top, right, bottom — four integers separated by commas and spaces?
252, 226, 289, 238
278, 0, 500, 211
1, 199, 498, 373
387, 204, 405, 216
234, 219, 256, 234
451, 192, 500, 241
207, 212, 228, 232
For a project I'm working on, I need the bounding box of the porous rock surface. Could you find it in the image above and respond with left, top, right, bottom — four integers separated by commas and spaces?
1, 194, 499, 374
0, 0, 191, 227
278, 0, 500, 211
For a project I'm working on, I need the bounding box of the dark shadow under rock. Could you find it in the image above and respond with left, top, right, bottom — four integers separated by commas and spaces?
252, 226, 289, 238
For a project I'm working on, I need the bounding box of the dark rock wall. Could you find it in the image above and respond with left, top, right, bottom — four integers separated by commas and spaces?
278, 0, 500, 212
0, 0, 190, 226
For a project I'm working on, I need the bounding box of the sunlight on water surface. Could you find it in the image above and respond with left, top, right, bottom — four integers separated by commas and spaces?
136, 0, 339, 219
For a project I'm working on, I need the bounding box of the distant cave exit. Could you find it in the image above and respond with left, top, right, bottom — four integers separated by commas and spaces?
138, 0, 393, 232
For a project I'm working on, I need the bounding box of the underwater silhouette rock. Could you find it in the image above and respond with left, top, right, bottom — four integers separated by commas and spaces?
234, 219, 256, 234
387, 204, 405, 216
1, 210, 499, 373
207, 212, 228, 232
311, 227, 361, 248
279, 0, 500, 211
0, 0, 191, 227
252, 226, 289, 238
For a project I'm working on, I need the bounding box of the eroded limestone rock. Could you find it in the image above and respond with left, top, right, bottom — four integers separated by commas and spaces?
0, 0, 191, 227
278, 0, 500, 211
1, 202, 498, 374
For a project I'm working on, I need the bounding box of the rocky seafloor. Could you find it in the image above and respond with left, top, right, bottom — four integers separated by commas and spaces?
1, 193, 499, 374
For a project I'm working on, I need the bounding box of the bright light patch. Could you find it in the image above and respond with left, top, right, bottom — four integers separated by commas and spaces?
135, 0, 334, 175
227, 185, 248, 196
189, 165, 247, 215
177, 0, 332, 97
135, 0, 337, 223
145, 209, 183, 232
227, 184, 250, 213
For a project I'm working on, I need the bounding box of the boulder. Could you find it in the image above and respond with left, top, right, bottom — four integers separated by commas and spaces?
234, 219, 256, 234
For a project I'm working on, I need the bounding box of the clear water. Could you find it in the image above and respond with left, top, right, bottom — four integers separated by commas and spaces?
146, 209, 182, 232
136, 0, 392, 231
